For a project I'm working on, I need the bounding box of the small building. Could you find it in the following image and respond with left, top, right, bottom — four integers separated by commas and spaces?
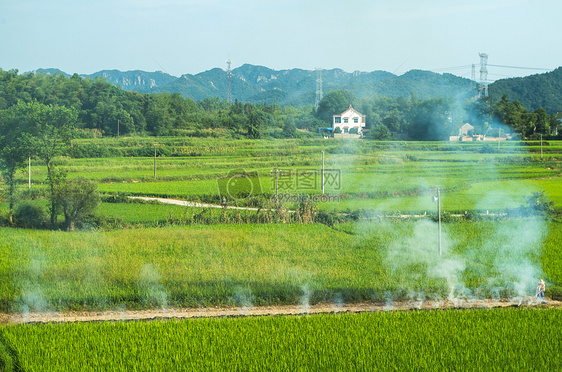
459, 123, 474, 136
333, 105, 366, 137
450, 123, 476, 141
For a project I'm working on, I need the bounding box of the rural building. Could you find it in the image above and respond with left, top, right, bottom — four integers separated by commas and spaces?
459, 123, 474, 136
450, 122, 511, 142
450, 123, 477, 141
333, 105, 366, 138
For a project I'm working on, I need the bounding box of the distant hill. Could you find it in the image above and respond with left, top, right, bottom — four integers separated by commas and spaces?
148, 64, 476, 106
33, 65, 481, 107
35, 68, 176, 93
87, 70, 177, 92
34, 68, 71, 77
488, 67, 562, 113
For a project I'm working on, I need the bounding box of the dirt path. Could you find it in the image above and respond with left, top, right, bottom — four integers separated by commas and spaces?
3, 298, 559, 325
129, 196, 265, 211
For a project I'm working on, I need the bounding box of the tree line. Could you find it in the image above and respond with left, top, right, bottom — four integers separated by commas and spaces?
1, 69, 559, 142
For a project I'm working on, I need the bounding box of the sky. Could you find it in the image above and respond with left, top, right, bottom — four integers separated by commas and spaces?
1, 0, 560, 81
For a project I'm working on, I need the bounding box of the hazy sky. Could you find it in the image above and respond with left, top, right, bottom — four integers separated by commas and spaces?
1, 0, 559, 81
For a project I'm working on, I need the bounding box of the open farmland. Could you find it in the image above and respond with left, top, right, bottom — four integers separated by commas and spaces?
15, 138, 562, 213
0, 138, 561, 310
1, 309, 561, 371
1, 138, 561, 370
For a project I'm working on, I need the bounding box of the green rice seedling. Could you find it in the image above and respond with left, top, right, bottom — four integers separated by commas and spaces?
1, 308, 561, 371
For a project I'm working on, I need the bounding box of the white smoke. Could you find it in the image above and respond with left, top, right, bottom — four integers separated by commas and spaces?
383, 291, 395, 311
138, 264, 168, 310
19, 255, 50, 320
384, 218, 469, 303
300, 284, 312, 314
332, 292, 344, 311
232, 285, 254, 314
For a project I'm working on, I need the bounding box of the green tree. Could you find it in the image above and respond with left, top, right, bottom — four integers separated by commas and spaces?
0, 102, 31, 223
56, 177, 100, 231
24, 101, 78, 225
245, 104, 262, 139
283, 117, 297, 138
316, 90, 356, 125
369, 124, 391, 140
409, 98, 452, 140
534, 107, 550, 134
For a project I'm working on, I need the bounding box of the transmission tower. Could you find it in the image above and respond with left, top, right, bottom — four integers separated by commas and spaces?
471, 64, 476, 89
315, 68, 323, 110
478, 53, 488, 97
226, 58, 233, 104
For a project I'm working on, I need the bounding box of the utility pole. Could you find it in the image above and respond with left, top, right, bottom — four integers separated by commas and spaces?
433, 188, 442, 256
28, 157, 31, 189
498, 128, 501, 150
541, 133, 543, 159
275, 168, 279, 199
154, 146, 157, 179
117, 119, 120, 138
321, 151, 325, 194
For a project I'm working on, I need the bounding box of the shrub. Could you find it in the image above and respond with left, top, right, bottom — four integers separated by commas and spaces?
13, 201, 48, 229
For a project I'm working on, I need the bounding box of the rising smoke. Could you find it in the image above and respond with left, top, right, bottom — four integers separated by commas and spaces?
339, 102, 548, 308
138, 263, 169, 310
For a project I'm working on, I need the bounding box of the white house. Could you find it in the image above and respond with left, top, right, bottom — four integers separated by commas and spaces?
333, 105, 366, 136
459, 123, 474, 136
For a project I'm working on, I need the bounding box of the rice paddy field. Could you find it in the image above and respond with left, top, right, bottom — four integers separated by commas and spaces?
16, 138, 562, 213
1, 309, 561, 371
0, 137, 561, 370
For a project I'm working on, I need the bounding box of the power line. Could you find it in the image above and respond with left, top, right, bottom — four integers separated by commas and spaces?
487, 64, 551, 71
430, 65, 473, 72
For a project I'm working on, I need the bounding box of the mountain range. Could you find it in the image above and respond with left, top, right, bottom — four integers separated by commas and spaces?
35, 64, 562, 112
35, 65, 474, 106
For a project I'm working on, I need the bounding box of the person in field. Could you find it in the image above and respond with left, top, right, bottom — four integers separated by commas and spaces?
222, 196, 227, 208
536, 279, 545, 300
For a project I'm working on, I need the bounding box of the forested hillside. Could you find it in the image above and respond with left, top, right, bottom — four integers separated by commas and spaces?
33, 65, 562, 116
1, 68, 559, 141
489, 67, 562, 113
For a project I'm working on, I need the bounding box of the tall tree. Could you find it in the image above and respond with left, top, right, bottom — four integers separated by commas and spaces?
24, 101, 78, 225
0, 102, 32, 223
57, 177, 100, 231
534, 107, 550, 134
245, 104, 262, 139
409, 98, 452, 140
316, 90, 356, 125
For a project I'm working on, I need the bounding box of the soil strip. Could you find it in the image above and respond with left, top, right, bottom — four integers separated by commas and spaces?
3, 297, 559, 325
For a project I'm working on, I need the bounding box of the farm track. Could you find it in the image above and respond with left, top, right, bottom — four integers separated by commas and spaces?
129, 196, 265, 211
128, 196, 505, 218
3, 298, 560, 325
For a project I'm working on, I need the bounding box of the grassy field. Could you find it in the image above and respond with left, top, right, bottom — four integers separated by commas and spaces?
1, 308, 560, 371
0, 220, 560, 312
